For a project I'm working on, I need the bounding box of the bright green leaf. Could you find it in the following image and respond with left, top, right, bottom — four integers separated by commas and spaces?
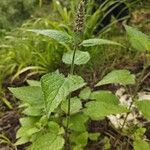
134, 140, 150, 150
20, 117, 39, 127
63, 113, 88, 132
96, 70, 135, 86
15, 136, 30, 145
9, 86, 44, 106
16, 126, 40, 139
27, 80, 41, 87
90, 90, 120, 105
41, 72, 85, 115
28, 29, 72, 43
23, 106, 43, 116
61, 97, 82, 114
28, 133, 64, 150
136, 100, 150, 120
88, 133, 100, 141
62, 50, 90, 65
84, 101, 128, 120
71, 132, 88, 147
81, 38, 122, 47
125, 25, 150, 51
79, 87, 91, 100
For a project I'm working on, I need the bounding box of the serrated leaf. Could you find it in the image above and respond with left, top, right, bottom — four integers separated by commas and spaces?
84, 101, 128, 120
63, 113, 88, 132
28, 133, 64, 150
62, 50, 90, 65
9, 86, 44, 106
41, 72, 86, 115
136, 100, 150, 120
61, 97, 82, 115
81, 38, 122, 47
96, 70, 135, 86
71, 132, 88, 147
27, 80, 41, 87
90, 90, 119, 105
20, 117, 39, 127
16, 126, 40, 139
125, 25, 150, 51
79, 87, 91, 100
28, 29, 72, 43
48, 121, 61, 135
133, 140, 150, 150
23, 106, 43, 116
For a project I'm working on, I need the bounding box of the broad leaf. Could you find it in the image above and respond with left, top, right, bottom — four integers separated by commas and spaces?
61, 97, 82, 114
62, 50, 90, 65
20, 117, 39, 127
23, 106, 43, 116
9, 86, 44, 106
133, 140, 150, 150
125, 25, 150, 51
27, 80, 41, 87
28, 29, 72, 43
79, 87, 91, 100
136, 100, 150, 120
84, 101, 128, 120
71, 132, 88, 147
16, 126, 40, 139
81, 38, 122, 47
28, 133, 64, 150
96, 70, 135, 86
90, 91, 120, 105
15, 137, 30, 146
63, 113, 88, 132
41, 72, 85, 114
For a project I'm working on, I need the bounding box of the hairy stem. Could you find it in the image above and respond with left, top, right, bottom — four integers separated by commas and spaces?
65, 46, 77, 150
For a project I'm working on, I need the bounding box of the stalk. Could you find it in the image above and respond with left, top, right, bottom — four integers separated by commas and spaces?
65, 1, 86, 150
114, 51, 148, 147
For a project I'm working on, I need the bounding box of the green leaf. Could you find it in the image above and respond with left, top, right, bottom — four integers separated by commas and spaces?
41, 72, 85, 114
79, 87, 91, 100
81, 38, 122, 47
96, 70, 135, 86
28, 29, 72, 43
133, 140, 150, 150
15, 136, 30, 146
90, 91, 120, 105
23, 106, 43, 116
28, 133, 64, 150
61, 97, 82, 115
84, 101, 128, 120
125, 25, 150, 51
71, 132, 88, 147
20, 117, 39, 127
48, 121, 62, 135
62, 50, 90, 65
88, 133, 100, 141
136, 100, 150, 120
16, 126, 40, 139
9, 86, 44, 106
27, 80, 41, 87
63, 113, 88, 132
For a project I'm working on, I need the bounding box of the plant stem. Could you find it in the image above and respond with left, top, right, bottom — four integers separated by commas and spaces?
114, 52, 148, 147
65, 46, 77, 150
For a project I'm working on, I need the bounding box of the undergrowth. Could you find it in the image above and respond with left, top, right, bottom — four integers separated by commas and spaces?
8, 0, 150, 150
